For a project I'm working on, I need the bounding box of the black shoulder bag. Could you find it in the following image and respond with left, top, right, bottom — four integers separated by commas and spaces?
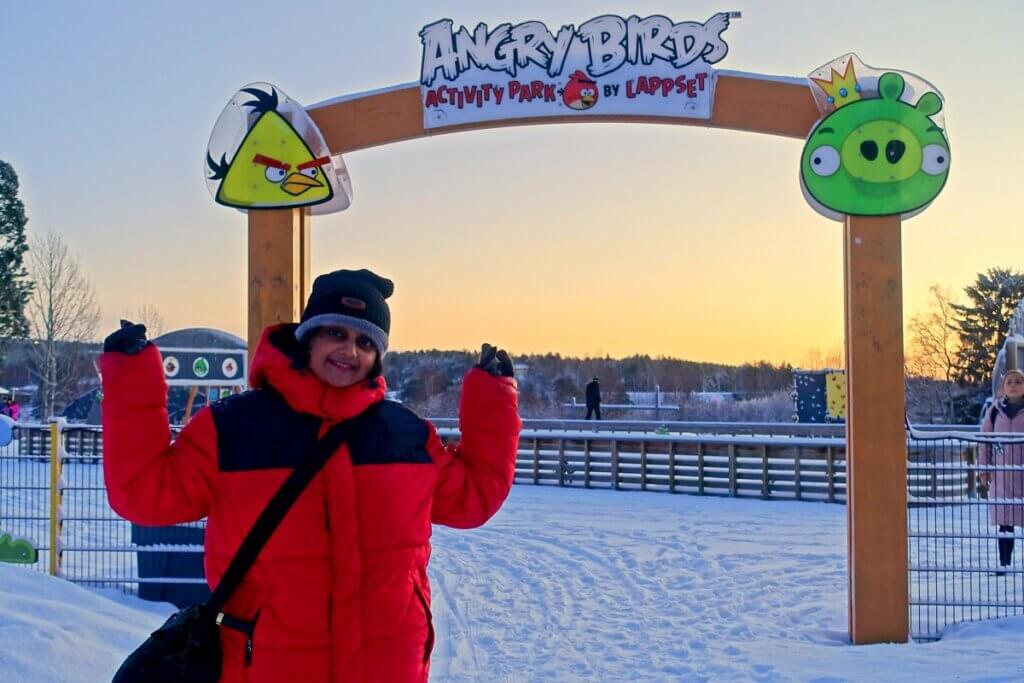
111, 405, 377, 683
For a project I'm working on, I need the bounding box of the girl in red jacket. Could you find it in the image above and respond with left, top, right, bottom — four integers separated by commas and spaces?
101, 268, 521, 683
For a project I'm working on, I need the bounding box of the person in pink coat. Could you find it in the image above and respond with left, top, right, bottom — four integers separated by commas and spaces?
1, 396, 19, 421
980, 369, 1024, 574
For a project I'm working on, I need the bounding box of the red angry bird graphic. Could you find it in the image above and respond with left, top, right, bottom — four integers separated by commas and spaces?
562, 71, 599, 110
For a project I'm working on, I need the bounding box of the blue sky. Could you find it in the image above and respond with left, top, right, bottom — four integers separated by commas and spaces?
2, 1, 1020, 362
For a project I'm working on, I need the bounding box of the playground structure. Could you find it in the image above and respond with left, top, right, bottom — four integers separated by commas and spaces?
244, 76, 905, 644
793, 369, 847, 423
150, 328, 247, 423
200, 14, 955, 644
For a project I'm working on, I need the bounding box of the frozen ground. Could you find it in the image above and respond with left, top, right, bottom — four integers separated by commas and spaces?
3, 485, 1024, 681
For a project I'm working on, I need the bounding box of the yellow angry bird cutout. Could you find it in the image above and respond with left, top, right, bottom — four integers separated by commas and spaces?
205, 84, 352, 213
825, 371, 846, 421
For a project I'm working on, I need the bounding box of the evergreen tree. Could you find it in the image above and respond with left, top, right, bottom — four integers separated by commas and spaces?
0, 160, 33, 361
951, 267, 1024, 386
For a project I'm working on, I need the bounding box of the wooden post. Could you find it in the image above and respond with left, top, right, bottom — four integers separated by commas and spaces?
844, 214, 909, 644
611, 441, 620, 490
182, 386, 198, 423
558, 440, 567, 486
728, 444, 737, 496
640, 441, 648, 490
794, 447, 803, 500
697, 442, 705, 495
827, 447, 836, 503
668, 442, 677, 493
584, 439, 591, 488
247, 208, 312, 358
532, 439, 540, 484
761, 445, 769, 498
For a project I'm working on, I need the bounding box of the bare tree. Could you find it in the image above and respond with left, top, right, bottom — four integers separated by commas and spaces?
801, 344, 844, 370
134, 303, 166, 338
906, 285, 959, 421
26, 231, 101, 418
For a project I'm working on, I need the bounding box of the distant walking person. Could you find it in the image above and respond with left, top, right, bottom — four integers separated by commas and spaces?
2, 396, 20, 421
585, 376, 602, 420
980, 369, 1024, 575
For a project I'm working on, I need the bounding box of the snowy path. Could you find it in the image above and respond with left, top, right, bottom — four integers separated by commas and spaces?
428, 486, 1024, 682
6, 483, 1024, 680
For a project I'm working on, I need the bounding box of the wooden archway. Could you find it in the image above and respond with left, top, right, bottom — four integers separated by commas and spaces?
245, 71, 908, 644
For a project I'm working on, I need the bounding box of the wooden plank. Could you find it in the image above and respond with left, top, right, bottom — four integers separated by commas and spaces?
844, 214, 909, 644
247, 208, 311, 355
307, 73, 820, 156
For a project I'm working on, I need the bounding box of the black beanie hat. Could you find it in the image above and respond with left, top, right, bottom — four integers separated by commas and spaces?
294, 269, 394, 355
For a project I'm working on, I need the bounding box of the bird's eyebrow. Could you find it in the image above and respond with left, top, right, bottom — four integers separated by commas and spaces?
252, 154, 290, 170
297, 156, 331, 171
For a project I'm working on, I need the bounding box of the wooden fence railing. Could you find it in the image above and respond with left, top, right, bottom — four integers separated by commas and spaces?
437, 430, 974, 504
430, 418, 979, 438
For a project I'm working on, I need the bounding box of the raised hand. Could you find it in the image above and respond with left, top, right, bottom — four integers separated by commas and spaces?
103, 320, 150, 355
476, 343, 514, 378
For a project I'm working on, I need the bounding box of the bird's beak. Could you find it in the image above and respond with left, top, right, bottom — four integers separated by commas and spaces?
281, 172, 324, 196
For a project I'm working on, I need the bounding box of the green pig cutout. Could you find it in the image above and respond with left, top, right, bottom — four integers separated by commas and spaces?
801, 71, 950, 219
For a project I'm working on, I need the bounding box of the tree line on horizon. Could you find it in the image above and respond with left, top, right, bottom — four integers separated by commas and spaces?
0, 158, 1022, 423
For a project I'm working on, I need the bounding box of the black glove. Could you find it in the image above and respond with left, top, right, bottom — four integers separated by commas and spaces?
103, 319, 150, 355
477, 343, 514, 378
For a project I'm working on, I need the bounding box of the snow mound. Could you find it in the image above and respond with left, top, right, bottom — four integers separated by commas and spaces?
3, 487, 1024, 681
0, 564, 172, 683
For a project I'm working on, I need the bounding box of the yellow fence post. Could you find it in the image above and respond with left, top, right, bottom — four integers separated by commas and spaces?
48, 418, 64, 576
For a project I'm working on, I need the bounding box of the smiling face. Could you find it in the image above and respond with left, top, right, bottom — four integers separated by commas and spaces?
801, 72, 950, 217
307, 325, 378, 388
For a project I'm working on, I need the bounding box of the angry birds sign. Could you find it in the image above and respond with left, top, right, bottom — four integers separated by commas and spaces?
562, 71, 599, 111
800, 55, 950, 221
205, 83, 352, 214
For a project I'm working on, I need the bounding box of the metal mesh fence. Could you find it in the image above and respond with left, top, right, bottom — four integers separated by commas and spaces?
907, 427, 1024, 640
6, 419, 1024, 641
0, 422, 206, 597
59, 425, 205, 592
0, 424, 52, 572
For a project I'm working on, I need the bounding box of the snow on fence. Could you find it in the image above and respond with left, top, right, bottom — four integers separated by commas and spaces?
0, 420, 1018, 641
486, 430, 850, 501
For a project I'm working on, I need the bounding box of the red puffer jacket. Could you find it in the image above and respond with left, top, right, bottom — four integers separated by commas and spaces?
101, 324, 521, 682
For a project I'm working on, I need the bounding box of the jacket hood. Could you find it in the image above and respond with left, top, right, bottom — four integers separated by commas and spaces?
249, 323, 387, 421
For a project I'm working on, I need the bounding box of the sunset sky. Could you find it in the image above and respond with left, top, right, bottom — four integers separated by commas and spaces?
2, 1, 1019, 365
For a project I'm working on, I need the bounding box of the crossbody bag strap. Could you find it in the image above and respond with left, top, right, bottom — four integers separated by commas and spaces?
206, 402, 379, 614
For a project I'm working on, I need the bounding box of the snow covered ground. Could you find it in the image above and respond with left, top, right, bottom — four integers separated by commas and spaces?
4, 486, 1024, 681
